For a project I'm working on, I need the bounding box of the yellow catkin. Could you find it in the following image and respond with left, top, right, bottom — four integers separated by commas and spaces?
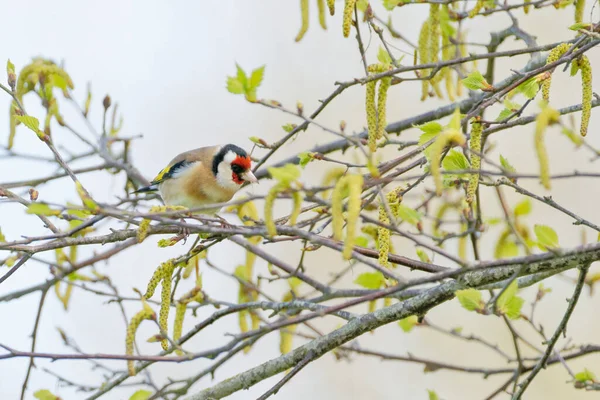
468, 0, 484, 18
280, 325, 297, 354
494, 229, 512, 259
137, 218, 151, 243
144, 262, 167, 299
384, 297, 392, 307
429, 4, 443, 98
321, 167, 346, 199
317, 0, 327, 29
524, 0, 531, 13
327, 0, 335, 15
535, 104, 561, 189
295, 0, 310, 42
577, 55, 592, 137
264, 185, 281, 237
343, 175, 363, 259
431, 129, 467, 196
376, 77, 391, 140
368, 300, 376, 313
433, 203, 452, 239
250, 311, 260, 331
575, 0, 585, 23
542, 43, 572, 102
366, 80, 377, 151
159, 261, 175, 351
331, 178, 346, 240
290, 191, 303, 225
418, 19, 431, 101
441, 28, 456, 101
378, 188, 402, 268
126, 303, 155, 376
173, 302, 187, 356
466, 118, 482, 204
343, 0, 357, 37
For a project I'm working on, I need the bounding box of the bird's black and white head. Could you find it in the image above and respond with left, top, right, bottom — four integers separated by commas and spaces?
212, 144, 257, 190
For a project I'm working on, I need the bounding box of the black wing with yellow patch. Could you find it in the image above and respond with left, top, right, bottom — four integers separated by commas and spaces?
134, 160, 193, 193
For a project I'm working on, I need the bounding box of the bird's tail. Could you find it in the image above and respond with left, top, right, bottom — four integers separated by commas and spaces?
133, 184, 158, 194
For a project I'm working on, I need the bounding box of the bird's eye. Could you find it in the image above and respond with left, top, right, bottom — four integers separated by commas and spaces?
231, 164, 243, 174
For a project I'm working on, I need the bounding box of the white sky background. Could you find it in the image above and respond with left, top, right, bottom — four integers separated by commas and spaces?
1, 1, 600, 399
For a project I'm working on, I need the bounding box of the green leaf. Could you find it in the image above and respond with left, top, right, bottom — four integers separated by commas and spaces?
499, 154, 517, 174
298, 152, 314, 168
495, 239, 519, 259
516, 78, 539, 99
504, 296, 524, 319
462, 70, 492, 91
416, 121, 443, 135
455, 288, 482, 311
235, 64, 248, 88
495, 108, 514, 122
288, 276, 303, 290
354, 236, 369, 248
377, 47, 393, 66
428, 390, 440, 400
33, 390, 59, 400
354, 272, 385, 289
442, 149, 470, 171
398, 315, 419, 332
129, 389, 152, 400
6, 59, 15, 76
514, 199, 532, 217
569, 22, 591, 31
268, 164, 301, 185
396, 204, 421, 226
282, 123, 296, 133
15, 115, 40, 132
382, 0, 403, 10
534, 224, 559, 250
416, 248, 430, 263
496, 280, 524, 319
574, 368, 596, 382
26, 203, 61, 216
226, 76, 245, 94
249, 66, 265, 90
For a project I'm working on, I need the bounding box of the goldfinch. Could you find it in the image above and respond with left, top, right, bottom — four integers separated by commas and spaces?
135, 144, 257, 213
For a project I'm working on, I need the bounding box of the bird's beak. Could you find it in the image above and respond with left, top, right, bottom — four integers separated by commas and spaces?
241, 171, 258, 184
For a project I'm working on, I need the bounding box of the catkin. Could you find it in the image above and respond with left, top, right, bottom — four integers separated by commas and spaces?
317, 0, 327, 29
327, 0, 335, 15
264, 185, 281, 237
577, 55, 592, 137
331, 178, 346, 240
535, 105, 561, 189
542, 43, 572, 101
343, 0, 357, 37
173, 302, 186, 356
376, 77, 391, 140
295, 0, 310, 42
468, 0, 485, 18
366, 80, 378, 151
466, 118, 482, 204
290, 191, 303, 225
575, 0, 585, 24
159, 261, 175, 350
418, 19, 431, 101
343, 175, 363, 259
126, 304, 155, 376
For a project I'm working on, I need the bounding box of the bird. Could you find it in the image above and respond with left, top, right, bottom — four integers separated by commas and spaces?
135, 144, 257, 214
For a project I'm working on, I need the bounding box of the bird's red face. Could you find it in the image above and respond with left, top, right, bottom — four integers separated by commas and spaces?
230, 155, 255, 185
